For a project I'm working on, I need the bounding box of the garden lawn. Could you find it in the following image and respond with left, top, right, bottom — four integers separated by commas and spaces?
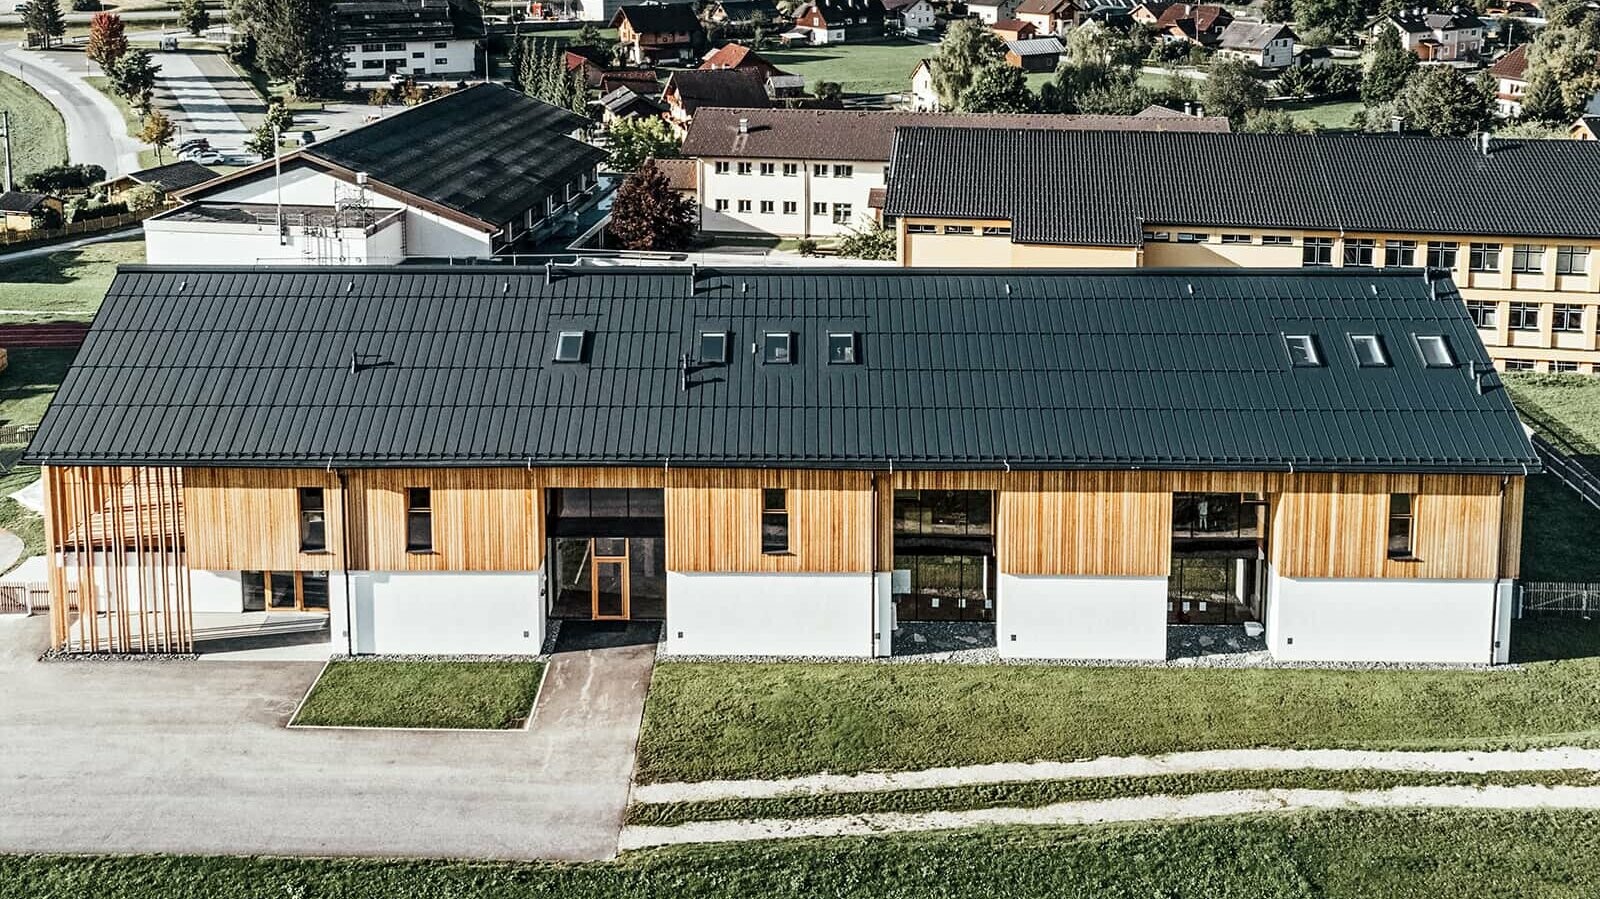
1506, 372, 1600, 458
1505, 372, 1600, 582
761, 40, 932, 96
5, 809, 1600, 897
636, 620, 1600, 783
291, 660, 544, 729
0, 72, 67, 182
0, 237, 145, 320
1270, 97, 1363, 131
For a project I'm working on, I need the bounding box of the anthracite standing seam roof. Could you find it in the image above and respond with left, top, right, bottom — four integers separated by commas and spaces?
24, 266, 1538, 474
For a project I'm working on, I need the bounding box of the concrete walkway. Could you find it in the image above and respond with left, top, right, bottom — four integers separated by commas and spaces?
633, 746, 1600, 805
620, 783, 1600, 850
0, 615, 655, 860
2, 47, 142, 177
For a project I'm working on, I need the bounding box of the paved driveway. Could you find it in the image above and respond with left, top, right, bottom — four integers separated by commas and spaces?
0, 615, 654, 860
150, 50, 264, 158
2, 46, 142, 176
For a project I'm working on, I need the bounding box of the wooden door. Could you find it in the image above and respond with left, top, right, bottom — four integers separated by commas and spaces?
591, 538, 630, 620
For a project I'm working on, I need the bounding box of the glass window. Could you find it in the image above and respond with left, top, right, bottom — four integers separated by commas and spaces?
1427, 241, 1458, 270
1177, 232, 1209, 243
268, 570, 298, 609
406, 487, 432, 552
699, 330, 729, 363
761, 488, 788, 554
1302, 237, 1333, 266
1512, 243, 1545, 273
1557, 246, 1590, 275
1553, 304, 1584, 332
242, 571, 266, 612
1384, 240, 1416, 267
759, 162, 775, 176
1221, 233, 1252, 244
1171, 493, 1260, 539
782, 163, 798, 176
714, 198, 729, 212
298, 487, 326, 552
1469, 242, 1501, 272
1552, 361, 1580, 373
1342, 238, 1375, 267
759, 200, 774, 214
813, 164, 829, 177
827, 332, 859, 364
1262, 235, 1292, 246
1349, 334, 1388, 366
1142, 231, 1170, 242
763, 331, 793, 364
832, 203, 852, 225
981, 226, 1011, 236
1509, 303, 1540, 331
833, 164, 853, 177
1504, 359, 1536, 371
894, 491, 995, 537
1466, 301, 1498, 329
907, 223, 935, 233
554, 330, 585, 362
1415, 334, 1455, 367
736, 162, 752, 175
300, 571, 330, 610
1284, 334, 1321, 367
714, 161, 730, 174
942, 224, 973, 234
1387, 493, 1414, 559
737, 199, 752, 213
783, 201, 797, 214
812, 201, 827, 215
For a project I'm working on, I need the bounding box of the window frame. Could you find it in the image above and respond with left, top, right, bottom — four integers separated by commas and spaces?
1384, 239, 1417, 267
1426, 240, 1459, 270
298, 487, 327, 553
1552, 303, 1584, 333
1342, 238, 1375, 268
762, 331, 794, 364
1508, 302, 1540, 332
1386, 493, 1416, 561
553, 330, 586, 363
699, 330, 730, 364
1556, 245, 1590, 275
405, 487, 433, 553
1468, 241, 1501, 273
827, 331, 859, 365
1466, 301, 1498, 329
760, 488, 789, 554
1413, 334, 1456, 367
1284, 334, 1322, 367
1302, 237, 1333, 267
1511, 243, 1545, 274
1348, 334, 1389, 367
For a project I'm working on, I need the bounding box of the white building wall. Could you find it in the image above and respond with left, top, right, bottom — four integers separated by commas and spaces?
969, 0, 1017, 23
144, 217, 408, 265
350, 570, 543, 655
208, 166, 403, 209
997, 574, 1168, 660
342, 38, 477, 78
663, 570, 874, 657
58, 556, 240, 614
696, 157, 884, 237
1267, 571, 1499, 664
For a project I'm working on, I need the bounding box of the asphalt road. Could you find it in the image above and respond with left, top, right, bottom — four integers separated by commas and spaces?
1, 45, 141, 177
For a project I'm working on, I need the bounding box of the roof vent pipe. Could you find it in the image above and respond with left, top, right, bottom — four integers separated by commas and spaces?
545, 259, 554, 285
689, 263, 699, 295
1390, 115, 1403, 132
1478, 131, 1492, 156
738, 117, 750, 133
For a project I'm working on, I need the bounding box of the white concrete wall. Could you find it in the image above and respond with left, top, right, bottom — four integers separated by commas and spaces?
1268, 571, 1499, 664
696, 158, 884, 237
997, 574, 1168, 660
664, 571, 874, 657
874, 571, 893, 657
144, 216, 408, 265
191, 570, 244, 614
342, 38, 476, 78
60, 554, 238, 614
350, 570, 543, 655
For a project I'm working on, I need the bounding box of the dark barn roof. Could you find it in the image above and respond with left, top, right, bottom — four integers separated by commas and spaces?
126, 160, 220, 192
884, 127, 1600, 246
277, 83, 602, 229
26, 267, 1535, 474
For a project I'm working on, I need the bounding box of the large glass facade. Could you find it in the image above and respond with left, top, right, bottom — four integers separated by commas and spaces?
547, 488, 666, 620
1168, 492, 1265, 625
892, 490, 995, 623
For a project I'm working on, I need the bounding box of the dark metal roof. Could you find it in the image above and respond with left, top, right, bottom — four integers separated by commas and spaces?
610, 2, 701, 33
884, 127, 1600, 245
664, 70, 773, 114
126, 160, 220, 192
26, 266, 1536, 474
0, 191, 50, 213
303, 83, 605, 228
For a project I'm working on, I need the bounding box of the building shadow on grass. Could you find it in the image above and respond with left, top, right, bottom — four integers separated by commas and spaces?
1510, 617, 1600, 663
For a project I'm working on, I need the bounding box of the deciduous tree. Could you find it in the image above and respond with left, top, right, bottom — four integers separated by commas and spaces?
178, 0, 212, 37
138, 109, 176, 160
604, 115, 679, 173
1201, 58, 1267, 125
1395, 65, 1493, 137
959, 64, 1034, 113
609, 159, 695, 250
244, 101, 294, 159
105, 48, 160, 113
930, 18, 1003, 109
1360, 22, 1416, 105
86, 12, 129, 69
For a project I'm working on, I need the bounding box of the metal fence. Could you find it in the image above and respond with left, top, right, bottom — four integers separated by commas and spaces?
0, 583, 50, 616
1520, 582, 1600, 619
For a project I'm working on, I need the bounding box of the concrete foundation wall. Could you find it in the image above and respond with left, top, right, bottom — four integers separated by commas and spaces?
997, 574, 1168, 660
664, 571, 874, 657
1268, 571, 1498, 663
350, 570, 543, 655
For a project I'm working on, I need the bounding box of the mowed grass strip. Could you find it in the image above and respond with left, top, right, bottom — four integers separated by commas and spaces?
625, 768, 1600, 827
636, 620, 1600, 783
291, 660, 544, 729
0, 237, 145, 320
761, 39, 932, 95
7, 809, 1600, 897
0, 72, 67, 181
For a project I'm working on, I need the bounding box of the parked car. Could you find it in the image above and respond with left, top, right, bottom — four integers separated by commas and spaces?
295, 130, 316, 146
387, 73, 410, 87
178, 138, 211, 152
179, 149, 224, 164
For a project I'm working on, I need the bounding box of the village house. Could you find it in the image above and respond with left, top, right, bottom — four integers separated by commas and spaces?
790, 0, 888, 43
1014, 0, 1077, 36
611, 3, 704, 65
1135, 2, 1232, 46
1005, 36, 1064, 71
336, 0, 481, 80
142, 85, 605, 264
0, 191, 63, 231
662, 69, 772, 130
1488, 44, 1600, 119
25, 267, 1534, 666
990, 18, 1037, 41
885, 126, 1600, 373
882, 0, 937, 35
1216, 21, 1296, 69
1369, 6, 1484, 62
681, 106, 1229, 236
967, 0, 1020, 24
100, 160, 219, 206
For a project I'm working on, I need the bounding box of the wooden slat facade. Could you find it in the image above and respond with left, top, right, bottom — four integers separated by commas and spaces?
183, 468, 345, 571
664, 469, 874, 573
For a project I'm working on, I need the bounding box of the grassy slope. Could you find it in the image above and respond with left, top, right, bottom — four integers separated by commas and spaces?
1505, 373, 1600, 582
1270, 97, 1362, 131
5, 809, 1600, 897
292, 660, 544, 729
0, 72, 68, 181
627, 767, 1600, 827
637, 620, 1600, 783
762, 40, 932, 95
1506, 373, 1600, 458
0, 348, 78, 566
0, 237, 145, 320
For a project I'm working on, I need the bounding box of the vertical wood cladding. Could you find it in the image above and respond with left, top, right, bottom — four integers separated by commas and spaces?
665, 469, 873, 573
172, 466, 1520, 582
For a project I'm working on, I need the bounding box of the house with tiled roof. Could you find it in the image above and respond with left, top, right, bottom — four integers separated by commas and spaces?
662, 69, 772, 129
611, 3, 704, 64
0, 191, 62, 231
26, 265, 1536, 664
791, 0, 888, 43
968, 0, 1020, 23
335, 0, 482, 80
1573, 114, 1600, 140
1488, 44, 1600, 118
681, 106, 1229, 236
1135, 2, 1231, 45
1369, 6, 1484, 62
1005, 35, 1063, 70
1014, 0, 1077, 35
885, 126, 1600, 373
990, 18, 1036, 40
699, 42, 786, 78
881, 0, 936, 34
1217, 21, 1296, 69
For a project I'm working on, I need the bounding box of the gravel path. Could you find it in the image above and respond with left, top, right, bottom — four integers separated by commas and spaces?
619, 783, 1600, 850
632, 747, 1600, 805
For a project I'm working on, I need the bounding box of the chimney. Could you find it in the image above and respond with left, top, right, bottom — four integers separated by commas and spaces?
1479, 131, 1492, 156
1390, 115, 1403, 132
1193, 103, 1204, 117
738, 116, 750, 134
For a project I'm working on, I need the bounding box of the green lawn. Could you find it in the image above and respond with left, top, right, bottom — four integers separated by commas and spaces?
0, 72, 68, 182
292, 660, 544, 729
1506, 373, 1600, 459
6, 809, 1600, 897
0, 237, 145, 321
761, 40, 932, 96
1504, 372, 1600, 582
637, 620, 1600, 783
1270, 97, 1363, 131
627, 767, 1600, 827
